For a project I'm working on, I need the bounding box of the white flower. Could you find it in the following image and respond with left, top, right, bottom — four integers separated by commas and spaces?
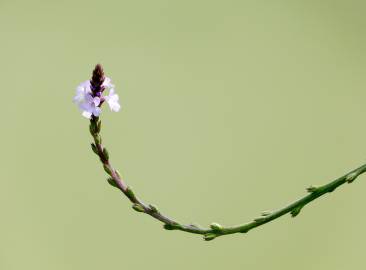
105, 88, 121, 112
102, 77, 114, 89
73, 80, 102, 119
81, 95, 102, 119
73, 80, 91, 106
73, 76, 121, 118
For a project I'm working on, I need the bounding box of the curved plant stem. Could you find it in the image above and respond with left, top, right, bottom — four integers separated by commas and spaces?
89, 116, 366, 241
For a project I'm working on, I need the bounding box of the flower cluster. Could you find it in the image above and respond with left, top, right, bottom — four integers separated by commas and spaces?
73, 65, 121, 119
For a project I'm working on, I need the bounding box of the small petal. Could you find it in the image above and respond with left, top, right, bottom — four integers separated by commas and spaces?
93, 107, 102, 116
108, 88, 115, 96
85, 94, 94, 102
73, 94, 82, 104
103, 77, 114, 89
82, 111, 92, 119
110, 102, 121, 112
79, 80, 91, 90
73, 88, 86, 104
93, 96, 101, 106
105, 88, 121, 112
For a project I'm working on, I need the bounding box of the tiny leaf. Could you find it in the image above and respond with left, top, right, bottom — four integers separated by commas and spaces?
261, 210, 272, 216
95, 135, 102, 145
89, 122, 96, 135
91, 143, 98, 155
306, 185, 318, 193
126, 186, 136, 201
203, 233, 217, 241
103, 147, 109, 161
290, 206, 302, 217
132, 203, 145, 213
149, 204, 158, 213
346, 172, 358, 183
103, 164, 112, 175
107, 177, 118, 188
210, 223, 223, 231
96, 119, 102, 133
253, 217, 265, 222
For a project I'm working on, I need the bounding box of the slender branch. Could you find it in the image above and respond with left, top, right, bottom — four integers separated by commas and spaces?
88, 116, 366, 241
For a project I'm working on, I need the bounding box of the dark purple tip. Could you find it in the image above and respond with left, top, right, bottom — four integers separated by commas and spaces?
90, 64, 105, 95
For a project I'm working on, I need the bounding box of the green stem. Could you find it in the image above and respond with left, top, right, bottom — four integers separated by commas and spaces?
88, 116, 366, 241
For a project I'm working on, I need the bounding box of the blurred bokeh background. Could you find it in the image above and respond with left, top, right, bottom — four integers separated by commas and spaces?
1, 0, 366, 269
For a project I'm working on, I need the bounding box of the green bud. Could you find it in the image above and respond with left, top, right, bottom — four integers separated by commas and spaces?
95, 135, 102, 145
107, 177, 118, 188
290, 206, 302, 217
163, 224, 174, 230
89, 118, 101, 135
203, 233, 217, 241
346, 172, 358, 183
149, 204, 158, 213
132, 203, 145, 213
253, 217, 265, 222
96, 119, 102, 133
261, 210, 272, 216
210, 223, 223, 231
91, 143, 98, 155
103, 148, 109, 161
306, 185, 318, 193
163, 223, 181, 230
240, 228, 249, 233
89, 122, 96, 135
125, 186, 136, 201
103, 164, 112, 175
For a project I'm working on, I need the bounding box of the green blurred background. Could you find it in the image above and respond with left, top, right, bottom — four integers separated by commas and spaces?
1, 0, 366, 269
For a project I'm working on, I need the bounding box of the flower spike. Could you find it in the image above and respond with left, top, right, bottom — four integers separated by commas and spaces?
73, 64, 121, 118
